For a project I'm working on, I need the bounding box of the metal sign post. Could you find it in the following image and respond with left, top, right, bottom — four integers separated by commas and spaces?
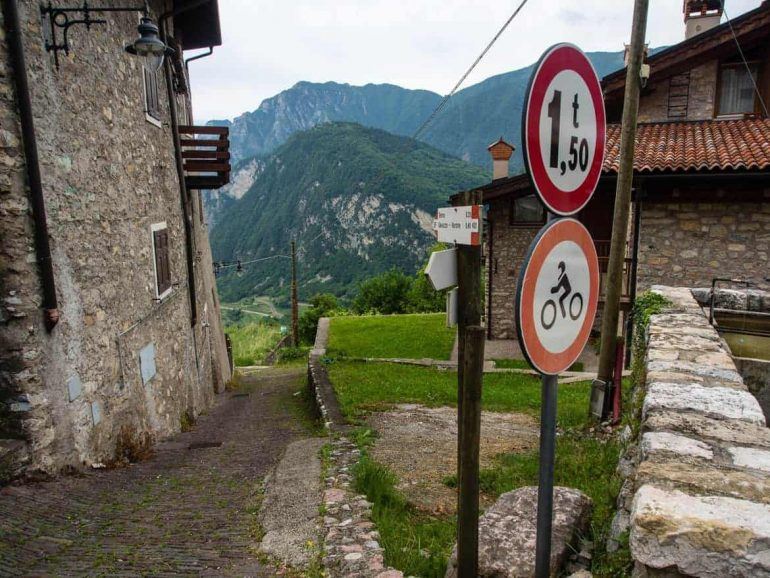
519, 44, 605, 578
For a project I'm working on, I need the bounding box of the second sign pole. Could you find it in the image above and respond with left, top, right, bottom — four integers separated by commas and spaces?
455, 189, 485, 577
535, 372, 558, 578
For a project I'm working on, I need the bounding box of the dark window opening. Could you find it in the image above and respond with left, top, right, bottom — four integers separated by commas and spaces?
509, 195, 546, 227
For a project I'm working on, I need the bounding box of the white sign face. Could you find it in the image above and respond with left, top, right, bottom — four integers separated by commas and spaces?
537, 69, 598, 194
432, 205, 481, 246
532, 240, 591, 353
515, 218, 600, 376
446, 287, 458, 328
425, 248, 458, 291
522, 44, 606, 216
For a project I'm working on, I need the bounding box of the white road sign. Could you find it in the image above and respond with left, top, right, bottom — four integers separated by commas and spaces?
515, 218, 600, 375
432, 205, 482, 246
522, 44, 606, 216
425, 248, 458, 291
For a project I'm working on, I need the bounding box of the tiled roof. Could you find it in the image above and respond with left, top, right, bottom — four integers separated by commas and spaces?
603, 118, 770, 174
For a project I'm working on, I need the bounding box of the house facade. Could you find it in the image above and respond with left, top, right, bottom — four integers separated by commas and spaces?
476, 0, 770, 340
0, 0, 232, 480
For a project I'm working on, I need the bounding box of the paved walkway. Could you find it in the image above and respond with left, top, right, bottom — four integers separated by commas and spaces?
0, 367, 311, 577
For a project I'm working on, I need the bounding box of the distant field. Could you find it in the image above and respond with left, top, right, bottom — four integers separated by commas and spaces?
327, 313, 456, 360
226, 322, 282, 366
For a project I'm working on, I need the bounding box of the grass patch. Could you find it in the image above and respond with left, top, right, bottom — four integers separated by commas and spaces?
494, 359, 584, 372
226, 322, 283, 366
327, 361, 591, 428
327, 313, 456, 360
353, 456, 455, 577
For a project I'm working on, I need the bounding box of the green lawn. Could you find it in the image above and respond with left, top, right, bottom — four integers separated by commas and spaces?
327, 361, 592, 428
327, 313, 456, 360
225, 322, 282, 366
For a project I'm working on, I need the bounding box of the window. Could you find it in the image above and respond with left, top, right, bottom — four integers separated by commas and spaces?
151, 223, 172, 299
143, 66, 162, 126
718, 62, 759, 116
509, 195, 546, 227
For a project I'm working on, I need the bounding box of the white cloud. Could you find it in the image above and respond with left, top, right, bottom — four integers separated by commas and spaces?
188, 0, 762, 122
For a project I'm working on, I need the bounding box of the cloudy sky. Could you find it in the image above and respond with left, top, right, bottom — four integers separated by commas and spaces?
188, 0, 761, 123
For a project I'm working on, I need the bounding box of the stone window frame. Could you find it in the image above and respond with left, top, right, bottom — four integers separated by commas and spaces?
151, 222, 173, 301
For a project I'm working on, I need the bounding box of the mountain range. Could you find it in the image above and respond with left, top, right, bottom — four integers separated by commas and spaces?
211, 123, 488, 302
212, 50, 628, 171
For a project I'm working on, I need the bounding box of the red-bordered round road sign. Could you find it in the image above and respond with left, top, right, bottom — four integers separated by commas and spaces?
522, 44, 606, 216
515, 218, 599, 375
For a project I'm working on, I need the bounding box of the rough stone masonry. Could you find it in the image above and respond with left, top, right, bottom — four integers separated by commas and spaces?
614, 286, 770, 578
0, 0, 230, 479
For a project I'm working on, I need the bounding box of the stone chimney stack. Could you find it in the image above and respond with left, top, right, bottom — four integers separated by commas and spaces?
683, 0, 724, 39
488, 138, 515, 180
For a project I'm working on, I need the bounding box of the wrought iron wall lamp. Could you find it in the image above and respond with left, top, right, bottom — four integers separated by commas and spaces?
40, 1, 173, 70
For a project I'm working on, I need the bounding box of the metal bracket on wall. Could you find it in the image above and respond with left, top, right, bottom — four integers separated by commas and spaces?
40, 1, 147, 69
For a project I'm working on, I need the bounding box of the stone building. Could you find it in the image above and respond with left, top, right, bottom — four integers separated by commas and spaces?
470, 0, 770, 340
0, 0, 232, 480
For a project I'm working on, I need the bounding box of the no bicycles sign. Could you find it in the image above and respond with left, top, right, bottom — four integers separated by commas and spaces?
522, 43, 605, 216
515, 219, 599, 375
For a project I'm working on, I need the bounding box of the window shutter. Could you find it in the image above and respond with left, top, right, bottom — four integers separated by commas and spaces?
154, 228, 171, 296
144, 67, 161, 120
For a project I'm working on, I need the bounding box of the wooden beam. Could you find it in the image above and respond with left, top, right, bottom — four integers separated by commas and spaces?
181, 150, 231, 160
183, 161, 231, 172
178, 125, 229, 135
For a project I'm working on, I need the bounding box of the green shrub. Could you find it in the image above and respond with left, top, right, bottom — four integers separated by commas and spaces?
352, 269, 414, 314
299, 293, 340, 344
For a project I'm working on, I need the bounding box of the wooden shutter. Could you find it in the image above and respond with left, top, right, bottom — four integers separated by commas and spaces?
153, 228, 171, 296
144, 67, 161, 121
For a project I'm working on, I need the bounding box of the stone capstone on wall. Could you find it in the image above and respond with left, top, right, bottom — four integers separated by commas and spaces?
615, 286, 770, 578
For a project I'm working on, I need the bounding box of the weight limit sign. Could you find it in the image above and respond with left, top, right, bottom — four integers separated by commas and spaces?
515, 219, 599, 376
522, 44, 606, 216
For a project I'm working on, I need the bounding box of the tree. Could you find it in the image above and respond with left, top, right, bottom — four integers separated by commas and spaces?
407, 243, 448, 313
352, 269, 413, 314
299, 293, 339, 344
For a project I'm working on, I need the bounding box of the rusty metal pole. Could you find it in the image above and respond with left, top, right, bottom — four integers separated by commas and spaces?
291, 240, 299, 347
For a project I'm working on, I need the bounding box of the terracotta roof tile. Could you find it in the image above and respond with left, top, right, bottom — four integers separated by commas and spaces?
603, 118, 770, 174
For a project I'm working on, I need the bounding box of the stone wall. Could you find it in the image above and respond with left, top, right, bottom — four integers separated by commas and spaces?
637, 61, 718, 122
637, 200, 770, 292
0, 0, 230, 478
614, 286, 770, 577
487, 198, 539, 339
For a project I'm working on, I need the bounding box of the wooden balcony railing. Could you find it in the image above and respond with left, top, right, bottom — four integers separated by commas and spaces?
178, 125, 231, 190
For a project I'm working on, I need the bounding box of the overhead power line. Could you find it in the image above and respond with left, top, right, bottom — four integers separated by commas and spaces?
412, 0, 532, 141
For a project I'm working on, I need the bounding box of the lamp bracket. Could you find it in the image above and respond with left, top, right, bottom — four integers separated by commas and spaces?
40, 1, 147, 69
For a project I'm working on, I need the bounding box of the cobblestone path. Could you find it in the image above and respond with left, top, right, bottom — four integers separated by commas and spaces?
0, 367, 313, 577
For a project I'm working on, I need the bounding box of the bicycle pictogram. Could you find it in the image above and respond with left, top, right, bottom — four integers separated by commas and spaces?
540, 261, 583, 330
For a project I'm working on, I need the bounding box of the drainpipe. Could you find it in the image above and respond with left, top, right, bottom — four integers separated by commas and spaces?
184, 46, 213, 73
1, 0, 59, 331
157, 2, 210, 328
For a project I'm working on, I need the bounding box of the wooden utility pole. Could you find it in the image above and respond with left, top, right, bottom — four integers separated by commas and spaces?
595, 0, 649, 402
455, 189, 485, 577
291, 240, 299, 347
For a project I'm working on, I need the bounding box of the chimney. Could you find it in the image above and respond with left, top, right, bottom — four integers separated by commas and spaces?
683, 0, 723, 39
488, 138, 515, 180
